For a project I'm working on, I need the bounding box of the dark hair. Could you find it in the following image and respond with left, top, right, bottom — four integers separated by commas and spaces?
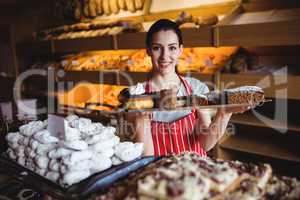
146, 19, 183, 48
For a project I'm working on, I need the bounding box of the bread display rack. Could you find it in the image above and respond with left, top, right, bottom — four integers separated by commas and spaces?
16, 1, 300, 177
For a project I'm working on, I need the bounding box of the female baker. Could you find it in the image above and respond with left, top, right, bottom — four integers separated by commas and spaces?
128, 19, 251, 156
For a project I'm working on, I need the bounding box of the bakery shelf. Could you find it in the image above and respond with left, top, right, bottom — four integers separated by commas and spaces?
220, 73, 300, 100
19, 28, 214, 55
219, 134, 300, 163
17, 1, 243, 54
18, 36, 116, 55
230, 113, 300, 132
116, 28, 214, 49
215, 8, 300, 46
56, 70, 215, 86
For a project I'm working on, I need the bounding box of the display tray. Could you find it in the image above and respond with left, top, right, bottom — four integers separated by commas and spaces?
85, 102, 261, 114
0, 153, 159, 200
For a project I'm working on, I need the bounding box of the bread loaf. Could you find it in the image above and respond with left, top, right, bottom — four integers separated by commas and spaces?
95, 0, 103, 15
102, 0, 111, 15
110, 0, 119, 14
88, 0, 97, 17
118, 0, 126, 10
125, 0, 135, 12
134, 0, 144, 10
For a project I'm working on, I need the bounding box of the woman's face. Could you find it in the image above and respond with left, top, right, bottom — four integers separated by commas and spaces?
148, 29, 183, 75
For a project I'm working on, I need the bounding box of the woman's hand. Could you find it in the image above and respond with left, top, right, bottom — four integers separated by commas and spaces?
217, 104, 253, 116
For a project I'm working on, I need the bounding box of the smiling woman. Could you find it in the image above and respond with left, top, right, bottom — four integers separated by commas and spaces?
127, 19, 252, 156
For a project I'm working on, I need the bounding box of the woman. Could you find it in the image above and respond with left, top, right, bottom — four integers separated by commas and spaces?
128, 19, 251, 156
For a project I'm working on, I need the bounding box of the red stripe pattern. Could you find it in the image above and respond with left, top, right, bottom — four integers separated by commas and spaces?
145, 76, 207, 156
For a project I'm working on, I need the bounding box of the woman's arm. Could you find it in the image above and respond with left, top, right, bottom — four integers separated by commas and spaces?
196, 106, 251, 151
125, 113, 154, 156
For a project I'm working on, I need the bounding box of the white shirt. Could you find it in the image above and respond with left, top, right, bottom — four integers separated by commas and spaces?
129, 77, 209, 122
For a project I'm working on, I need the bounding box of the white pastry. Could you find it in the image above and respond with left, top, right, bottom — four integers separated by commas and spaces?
29, 139, 39, 150
24, 148, 36, 159
49, 159, 61, 171
7, 142, 19, 149
46, 171, 60, 182
65, 159, 92, 171
85, 133, 103, 145
97, 148, 114, 158
48, 147, 73, 159
34, 155, 50, 169
81, 122, 105, 137
64, 140, 88, 151
17, 157, 26, 166
65, 114, 79, 123
14, 146, 25, 157
69, 117, 92, 131
5, 132, 24, 144
19, 121, 45, 137
90, 136, 120, 151
61, 170, 90, 185
60, 165, 68, 174
91, 154, 112, 173
33, 130, 59, 144
64, 126, 81, 141
35, 167, 47, 176
25, 159, 35, 171
101, 126, 116, 136
22, 137, 30, 146
62, 150, 93, 165
111, 156, 123, 165
115, 142, 143, 162
35, 143, 56, 156
7, 148, 17, 160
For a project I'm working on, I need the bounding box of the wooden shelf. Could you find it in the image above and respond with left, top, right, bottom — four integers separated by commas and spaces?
220, 73, 300, 100
56, 70, 214, 86
219, 134, 300, 163
19, 28, 216, 55
230, 112, 300, 132
215, 8, 300, 46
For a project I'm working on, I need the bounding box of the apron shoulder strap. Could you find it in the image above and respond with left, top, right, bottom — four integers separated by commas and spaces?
178, 75, 193, 95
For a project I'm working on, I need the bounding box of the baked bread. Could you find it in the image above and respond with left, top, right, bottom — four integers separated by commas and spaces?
118, 0, 126, 10
196, 14, 219, 26
123, 96, 154, 110
110, 0, 119, 14
102, 0, 111, 15
134, 0, 144, 10
83, 0, 90, 17
95, 0, 103, 14
157, 89, 177, 109
89, 0, 97, 17
125, 0, 135, 12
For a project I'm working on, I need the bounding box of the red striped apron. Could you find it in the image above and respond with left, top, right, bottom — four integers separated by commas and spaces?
145, 76, 207, 156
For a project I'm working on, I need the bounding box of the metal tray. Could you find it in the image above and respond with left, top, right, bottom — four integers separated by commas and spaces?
0, 153, 159, 200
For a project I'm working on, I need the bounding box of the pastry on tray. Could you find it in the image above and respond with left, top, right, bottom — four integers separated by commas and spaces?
118, 85, 265, 111
93, 152, 296, 200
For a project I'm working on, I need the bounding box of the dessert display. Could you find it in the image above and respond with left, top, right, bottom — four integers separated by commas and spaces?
34, 47, 238, 75
35, 20, 144, 40
89, 152, 300, 200
75, 0, 149, 19
57, 83, 127, 111
5, 115, 144, 186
